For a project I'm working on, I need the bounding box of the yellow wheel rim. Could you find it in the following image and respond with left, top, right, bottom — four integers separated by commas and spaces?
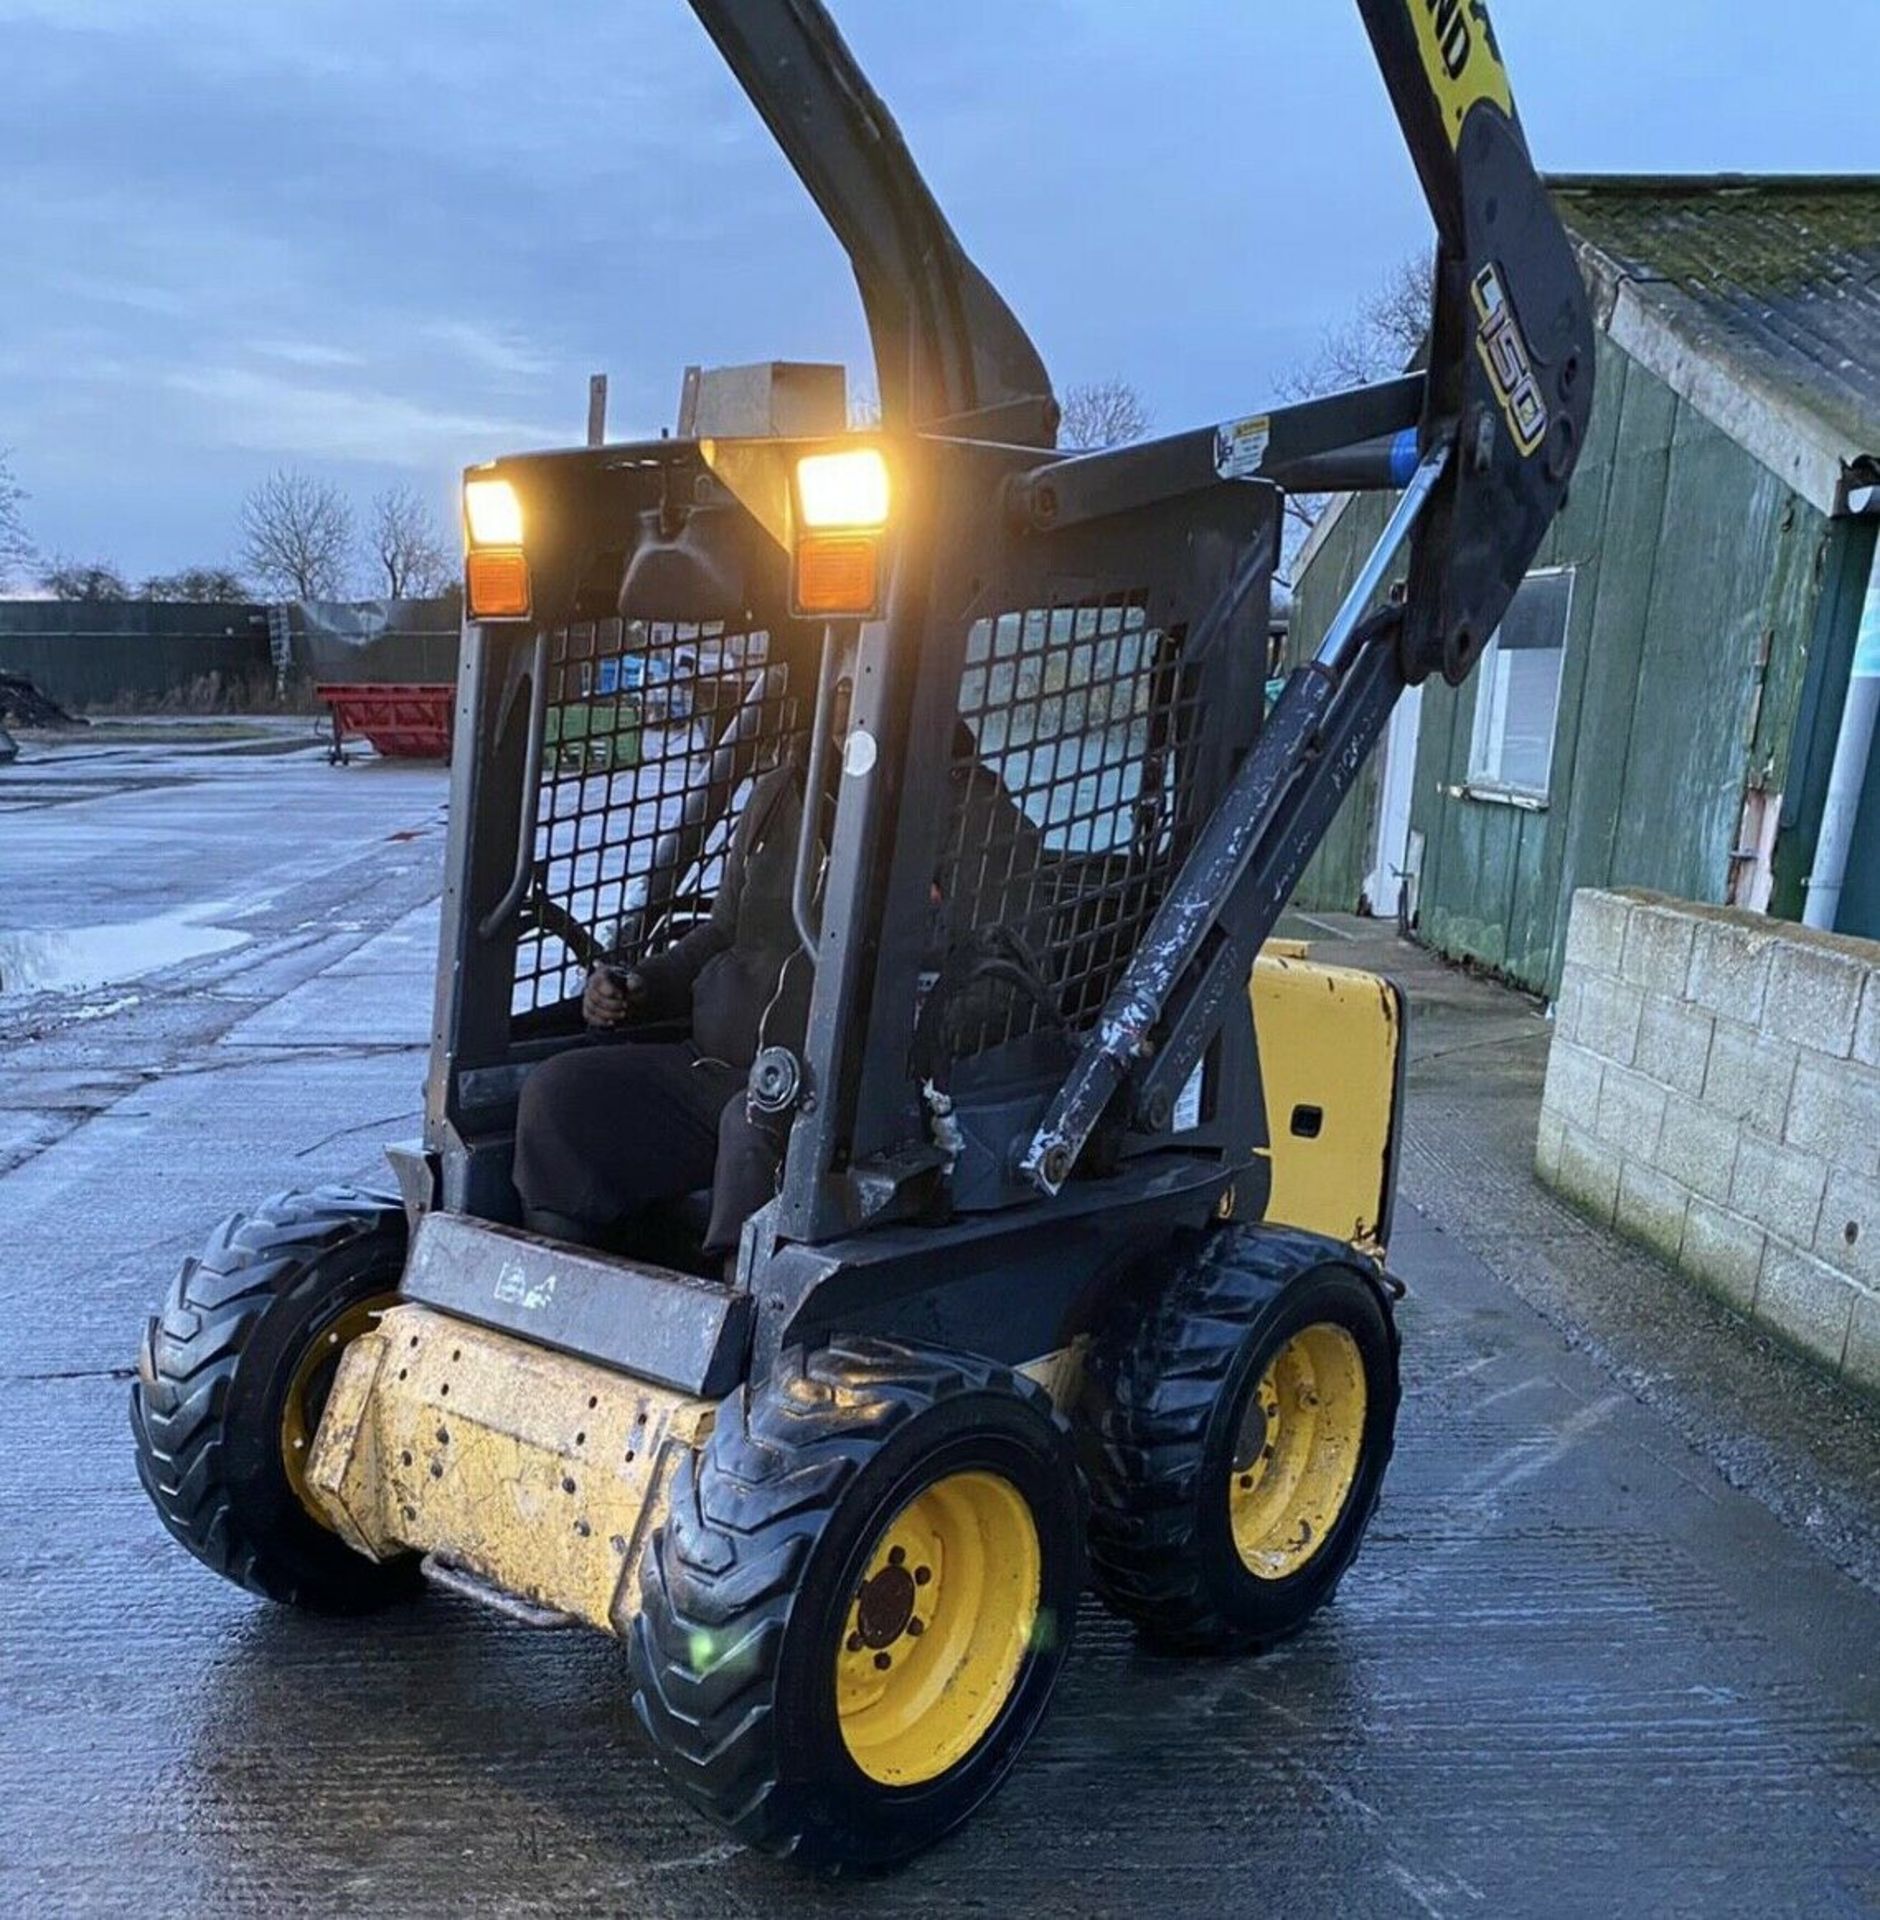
1229, 1322, 1368, 1580
835, 1469, 1040, 1787
281, 1295, 395, 1526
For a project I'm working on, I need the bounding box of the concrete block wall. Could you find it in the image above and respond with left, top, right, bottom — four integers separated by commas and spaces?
1539, 889, 1880, 1393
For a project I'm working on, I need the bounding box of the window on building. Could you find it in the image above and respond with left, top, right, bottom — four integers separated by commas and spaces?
1466, 566, 1574, 802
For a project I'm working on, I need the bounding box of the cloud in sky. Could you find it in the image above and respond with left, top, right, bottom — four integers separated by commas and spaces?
3, 0, 1874, 580
164, 366, 564, 467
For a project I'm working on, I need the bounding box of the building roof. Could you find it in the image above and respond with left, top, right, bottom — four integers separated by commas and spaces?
1554, 175, 1880, 516
1295, 175, 1880, 579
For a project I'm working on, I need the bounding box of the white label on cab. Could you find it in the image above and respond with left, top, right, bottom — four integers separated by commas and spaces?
1173, 1063, 1205, 1132
1215, 414, 1272, 481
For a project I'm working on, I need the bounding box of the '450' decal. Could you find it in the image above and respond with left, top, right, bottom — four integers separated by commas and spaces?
1472, 263, 1546, 459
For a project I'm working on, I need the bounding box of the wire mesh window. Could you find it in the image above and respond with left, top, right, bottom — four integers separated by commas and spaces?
511, 618, 800, 1020
935, 590, 1203, 1055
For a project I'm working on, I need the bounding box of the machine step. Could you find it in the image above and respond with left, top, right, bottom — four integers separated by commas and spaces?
421, 1553, 578, 1628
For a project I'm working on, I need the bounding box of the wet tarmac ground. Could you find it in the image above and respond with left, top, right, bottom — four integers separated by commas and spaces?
2, 729, 1876, 1917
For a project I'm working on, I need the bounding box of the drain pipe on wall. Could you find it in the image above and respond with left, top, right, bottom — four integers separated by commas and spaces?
1804, 486, 1880, 932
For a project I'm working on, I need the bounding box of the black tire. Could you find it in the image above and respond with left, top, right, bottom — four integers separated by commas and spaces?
1080, 1224, 1399, 1655
630, 1338, 1085, 1872
130, 1186, 422, 1613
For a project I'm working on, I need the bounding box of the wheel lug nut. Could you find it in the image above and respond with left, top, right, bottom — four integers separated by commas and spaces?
1239, 1474, 1253, 1489
888, 1546, 906, 1567
906, 1617, 924, 1637
873, 1652, 892, 1671
914, 1566, 931, 1586
847, 1632, 863, 1653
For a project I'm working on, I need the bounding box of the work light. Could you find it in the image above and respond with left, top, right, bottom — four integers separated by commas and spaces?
795, 448, 891, 530
462, 475, 530, 619
463, 476, 524, 546
792, 447, 892, 618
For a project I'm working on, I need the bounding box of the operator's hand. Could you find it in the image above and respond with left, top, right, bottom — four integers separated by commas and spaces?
583, 965, 646, 1031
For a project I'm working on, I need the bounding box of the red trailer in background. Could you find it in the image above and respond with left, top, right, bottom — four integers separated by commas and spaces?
316, 682, 454, 764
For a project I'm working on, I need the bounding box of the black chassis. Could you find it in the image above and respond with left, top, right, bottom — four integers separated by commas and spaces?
393, 0, 1593, 1401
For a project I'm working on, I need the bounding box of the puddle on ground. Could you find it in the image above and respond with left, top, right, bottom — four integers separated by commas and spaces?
0, 910, 249, 996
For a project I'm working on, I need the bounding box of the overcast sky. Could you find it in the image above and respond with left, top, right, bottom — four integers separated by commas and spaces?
4, 0, 1876, 584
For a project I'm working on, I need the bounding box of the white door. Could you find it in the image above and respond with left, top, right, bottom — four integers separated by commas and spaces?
1365, 681, 1423, 918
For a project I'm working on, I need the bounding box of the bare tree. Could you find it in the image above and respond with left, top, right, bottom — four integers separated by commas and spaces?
241, 470, 354, 600
368, 484, 453, 599
41, 558, 132, 601
1058, 377, 1153, 451
847, 383, 882, 430
1277, 251, 1433, 556
1279, 253, 1431, 406
0, 450, 33, 591
142, 565, 251, 601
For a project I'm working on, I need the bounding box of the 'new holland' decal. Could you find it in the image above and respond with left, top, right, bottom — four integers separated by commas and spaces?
1411, 0, 1513, 147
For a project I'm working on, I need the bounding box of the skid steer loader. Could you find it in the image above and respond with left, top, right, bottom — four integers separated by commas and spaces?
133, 0, 1592, 1871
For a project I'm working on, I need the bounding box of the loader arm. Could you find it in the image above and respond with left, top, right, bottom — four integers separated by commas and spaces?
687, 0, 1057, 442
1022, 0, 1594, 1193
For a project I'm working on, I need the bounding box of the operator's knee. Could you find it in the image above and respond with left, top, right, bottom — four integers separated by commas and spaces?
513, 1047, 631, 1218
514, 1043, 728, 1235
515, 1049, 591, 1170
704, 1095, 783, 1255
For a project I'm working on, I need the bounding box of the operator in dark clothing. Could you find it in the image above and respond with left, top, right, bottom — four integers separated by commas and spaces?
514, 711, 1039, 1260
513, 753, 814, 1256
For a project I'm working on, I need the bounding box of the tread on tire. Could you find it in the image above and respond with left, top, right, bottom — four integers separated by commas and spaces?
630, 1336, 1084, 1871
1079, 1222, 1400, 1655
131, 1185, 421, 1613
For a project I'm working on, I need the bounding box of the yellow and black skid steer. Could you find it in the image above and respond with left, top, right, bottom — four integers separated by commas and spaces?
133, 0, 1592, 1870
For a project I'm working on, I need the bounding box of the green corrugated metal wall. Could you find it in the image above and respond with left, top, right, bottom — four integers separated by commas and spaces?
1288, 331, 1833, 994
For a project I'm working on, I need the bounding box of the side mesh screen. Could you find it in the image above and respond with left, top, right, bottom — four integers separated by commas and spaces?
935, 589, 1204, 1054
510, 618, 800, 1022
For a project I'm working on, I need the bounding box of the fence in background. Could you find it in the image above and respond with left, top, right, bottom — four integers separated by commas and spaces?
0, 596, 462, 710
0, 601, 272, 708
